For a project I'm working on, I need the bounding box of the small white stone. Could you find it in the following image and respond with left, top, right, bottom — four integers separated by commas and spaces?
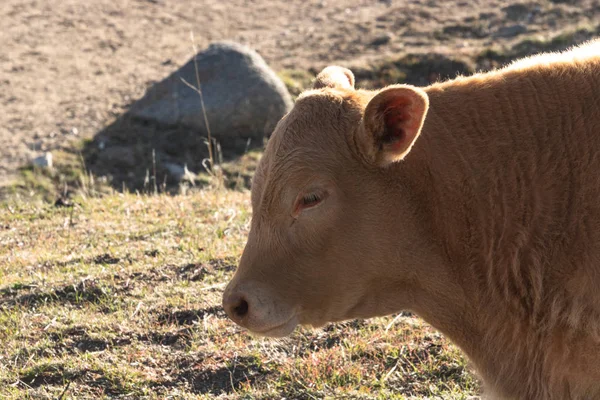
32, 152, 53, 169
165, 163, 196, 183
164, 163, 185, 180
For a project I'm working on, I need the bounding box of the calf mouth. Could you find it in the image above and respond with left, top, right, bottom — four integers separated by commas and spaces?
250, 314, 300, 338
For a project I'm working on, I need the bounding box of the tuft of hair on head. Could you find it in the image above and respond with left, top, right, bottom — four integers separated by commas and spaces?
313, 66, 355, 90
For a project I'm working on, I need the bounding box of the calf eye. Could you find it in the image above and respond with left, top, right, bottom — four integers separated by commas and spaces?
302, 193, 322, 207
292, 189, 329, 218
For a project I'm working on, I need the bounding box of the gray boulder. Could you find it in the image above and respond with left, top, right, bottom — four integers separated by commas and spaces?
130, 41, 293, 148
494, 24, 527, 38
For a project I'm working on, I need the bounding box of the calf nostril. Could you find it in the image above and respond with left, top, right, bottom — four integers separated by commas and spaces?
234, 298, 249, 318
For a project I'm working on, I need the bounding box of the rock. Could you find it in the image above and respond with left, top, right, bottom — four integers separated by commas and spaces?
478, 12, 497, 20
502, 4, 532, 21
54, 197, 74, 208
32, 152, 53, 169
129, 41, 293, 148
164, 162, 185, 180
164, 162, 196, 182
495, 24, 527, 38
370, 33, 393, 47
442, 24, 487, 39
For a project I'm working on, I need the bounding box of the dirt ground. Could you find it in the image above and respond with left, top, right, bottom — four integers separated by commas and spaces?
1, 0, 599, 187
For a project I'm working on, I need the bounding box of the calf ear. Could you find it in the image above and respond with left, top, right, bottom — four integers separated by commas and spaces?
360, 85, 429, 167
313, 66, 355, 90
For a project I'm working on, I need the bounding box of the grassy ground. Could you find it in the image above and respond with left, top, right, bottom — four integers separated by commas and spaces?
3, 5, 599, 397
0, 185, 480, 399
7, 28, 600, 398
11, 19, 597, 400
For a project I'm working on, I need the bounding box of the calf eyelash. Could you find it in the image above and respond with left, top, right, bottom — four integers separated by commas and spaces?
292, 189, 329, 218
301, 193, 322, 207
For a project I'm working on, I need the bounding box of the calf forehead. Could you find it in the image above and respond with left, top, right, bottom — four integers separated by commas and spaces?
272, 90, 368, 157
251, 90, 366, 210
276, 92, 348, 149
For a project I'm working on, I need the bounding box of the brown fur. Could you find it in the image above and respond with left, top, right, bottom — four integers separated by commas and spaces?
223, 40, 600, 399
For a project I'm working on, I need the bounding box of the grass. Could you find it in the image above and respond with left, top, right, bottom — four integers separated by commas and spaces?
5, 26, 556, 397
278, 69, 316, 98
3, 143, 109, 203
4, 9, 600, 397
0, 189, 481, 399
4, 27, 597, 397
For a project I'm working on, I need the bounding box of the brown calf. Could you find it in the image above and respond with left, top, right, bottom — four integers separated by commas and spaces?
223, 40, 600, 399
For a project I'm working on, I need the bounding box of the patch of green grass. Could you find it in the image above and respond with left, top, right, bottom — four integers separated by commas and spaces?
278, 69, 316, 97
3, 146, 112, 204
352, 62, 408, 89
1, 135, 265, 206
477, 23, 600, 70
0, 188, 480, 399
352, 53, 473, 89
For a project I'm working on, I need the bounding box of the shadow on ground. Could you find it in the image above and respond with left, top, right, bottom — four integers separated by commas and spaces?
0, 280, 126, 312
172, 354, 270, 395
82, 109, 263, 194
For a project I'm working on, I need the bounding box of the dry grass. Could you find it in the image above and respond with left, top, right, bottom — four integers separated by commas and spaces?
4, 2, 599, 397
0, 189, 480, 399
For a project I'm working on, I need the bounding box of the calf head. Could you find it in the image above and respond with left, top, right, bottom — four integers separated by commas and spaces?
223, 66, 430, 337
